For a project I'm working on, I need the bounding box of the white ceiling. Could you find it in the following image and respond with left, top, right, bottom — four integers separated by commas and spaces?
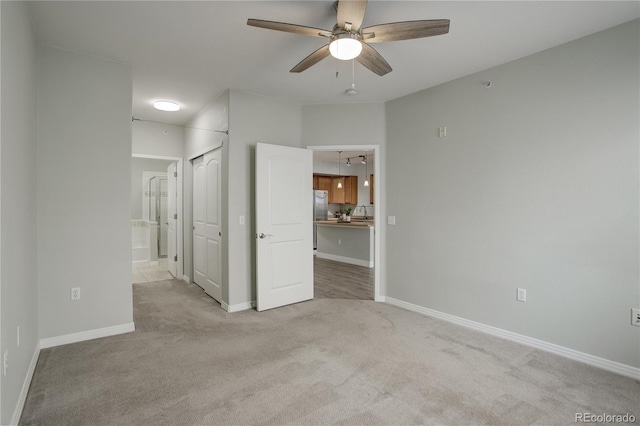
29, 1, 639, 126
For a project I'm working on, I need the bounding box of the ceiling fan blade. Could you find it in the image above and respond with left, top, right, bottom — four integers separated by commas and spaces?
247, 19, 332, 38
362, 20, 450, 43
290, 45, 331, 73
336, 0, 367, 32
356, 43, 392, 76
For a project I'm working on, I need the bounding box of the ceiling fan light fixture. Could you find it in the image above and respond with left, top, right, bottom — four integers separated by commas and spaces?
329, 34, 362, 60
153, 100, 180, 112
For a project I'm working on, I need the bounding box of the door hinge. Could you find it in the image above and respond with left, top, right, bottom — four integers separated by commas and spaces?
174, 172, 177, 177
174, 213, 177, 219
174, 255, 178, 262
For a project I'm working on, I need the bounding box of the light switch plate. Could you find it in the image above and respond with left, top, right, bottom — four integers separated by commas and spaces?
517, 288, 527, 302
388, 216, 396, 225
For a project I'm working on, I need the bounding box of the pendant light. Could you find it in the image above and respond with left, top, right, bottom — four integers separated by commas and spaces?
337, 151, 343, 189
363, 151, 370, 187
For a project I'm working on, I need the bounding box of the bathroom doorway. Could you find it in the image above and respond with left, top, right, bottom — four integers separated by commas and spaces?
131, 154, 184, 282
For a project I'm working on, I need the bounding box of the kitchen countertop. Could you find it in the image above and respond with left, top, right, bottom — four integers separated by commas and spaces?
315, 219, 374, 228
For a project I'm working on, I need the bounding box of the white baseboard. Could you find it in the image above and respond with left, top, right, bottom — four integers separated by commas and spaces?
222, 300, 256, 313
11, 342, 41, 426
384, 297, 640, 380
182, 275, 190, 283
316, 252, 373, 268
39, 322, 135, 349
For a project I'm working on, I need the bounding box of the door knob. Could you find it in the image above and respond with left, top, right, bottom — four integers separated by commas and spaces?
259, 233, 273, 239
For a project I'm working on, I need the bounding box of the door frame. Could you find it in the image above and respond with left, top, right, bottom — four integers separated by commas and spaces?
307, 144, 382, 302
132, 153, 184, 281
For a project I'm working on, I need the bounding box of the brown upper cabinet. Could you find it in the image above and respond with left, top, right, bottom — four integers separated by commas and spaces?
317, 175, 332, 192
369, 174, 374, 204
313, 174, 357, 205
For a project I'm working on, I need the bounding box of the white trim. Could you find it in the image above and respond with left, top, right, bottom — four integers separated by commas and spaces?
307, 144, 381, 301
10, 343, 40, 426
385, 297, 640, 380
222, 300, 256, 313
315, 252, 373, 268
187, 141, 224, 161
182, 275, 190, 283
39, 323, 135, 349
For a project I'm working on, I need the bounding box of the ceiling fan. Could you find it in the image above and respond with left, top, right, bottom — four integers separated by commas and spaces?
247, 0, 450, 76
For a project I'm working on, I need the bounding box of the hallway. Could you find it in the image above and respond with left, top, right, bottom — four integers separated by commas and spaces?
132, 258, 173, 283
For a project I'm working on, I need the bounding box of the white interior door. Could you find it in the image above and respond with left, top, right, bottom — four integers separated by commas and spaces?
159, 178, 168, 257
167, 162, 177, 277
193, 149, 222, 302
256, 143, 313, 311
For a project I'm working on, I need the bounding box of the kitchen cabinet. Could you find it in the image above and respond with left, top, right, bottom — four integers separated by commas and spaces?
314, 174, 357, 204
317, 175, 332, 192
345, 176, 358, 204
369, 174, 374, 204
330, 176, 344, 203
329, 176, 358, 204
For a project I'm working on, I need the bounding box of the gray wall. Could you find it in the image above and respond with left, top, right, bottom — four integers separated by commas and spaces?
385, 20, 639, 367
132, 120, 185, 159
131, 157, 174, 219
37, 46, 134, 339
0, 2, 39, 423
227, 90, 303, 306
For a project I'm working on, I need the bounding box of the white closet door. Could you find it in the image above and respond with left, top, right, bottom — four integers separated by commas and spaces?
193, 149, 222, 302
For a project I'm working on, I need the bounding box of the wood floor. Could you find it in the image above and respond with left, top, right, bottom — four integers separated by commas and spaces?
314, 256, 374, 300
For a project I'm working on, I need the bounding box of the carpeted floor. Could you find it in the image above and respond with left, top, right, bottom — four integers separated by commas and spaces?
20, 280, 639, 425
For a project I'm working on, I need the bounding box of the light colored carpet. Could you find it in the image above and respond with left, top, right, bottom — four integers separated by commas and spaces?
20, 280, 639, 425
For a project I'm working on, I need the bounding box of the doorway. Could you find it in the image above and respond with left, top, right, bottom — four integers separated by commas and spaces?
308, 145, 381, 302
131, 154, 184, 282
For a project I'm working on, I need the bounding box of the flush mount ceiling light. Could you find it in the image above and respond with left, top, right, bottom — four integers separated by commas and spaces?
153, 101, 180, 112
329, 34, 363, 61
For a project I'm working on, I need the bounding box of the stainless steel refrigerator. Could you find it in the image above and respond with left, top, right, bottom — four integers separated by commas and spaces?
313, 190, 328, 249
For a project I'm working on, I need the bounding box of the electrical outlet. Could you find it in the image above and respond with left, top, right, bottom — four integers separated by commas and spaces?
632, 308, 640, 327
3, 350, 8, 376
71, 287, 81, 301
517, 288, 527, 302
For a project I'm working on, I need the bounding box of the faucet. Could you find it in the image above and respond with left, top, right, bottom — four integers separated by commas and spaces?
359, 205, 369, 219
